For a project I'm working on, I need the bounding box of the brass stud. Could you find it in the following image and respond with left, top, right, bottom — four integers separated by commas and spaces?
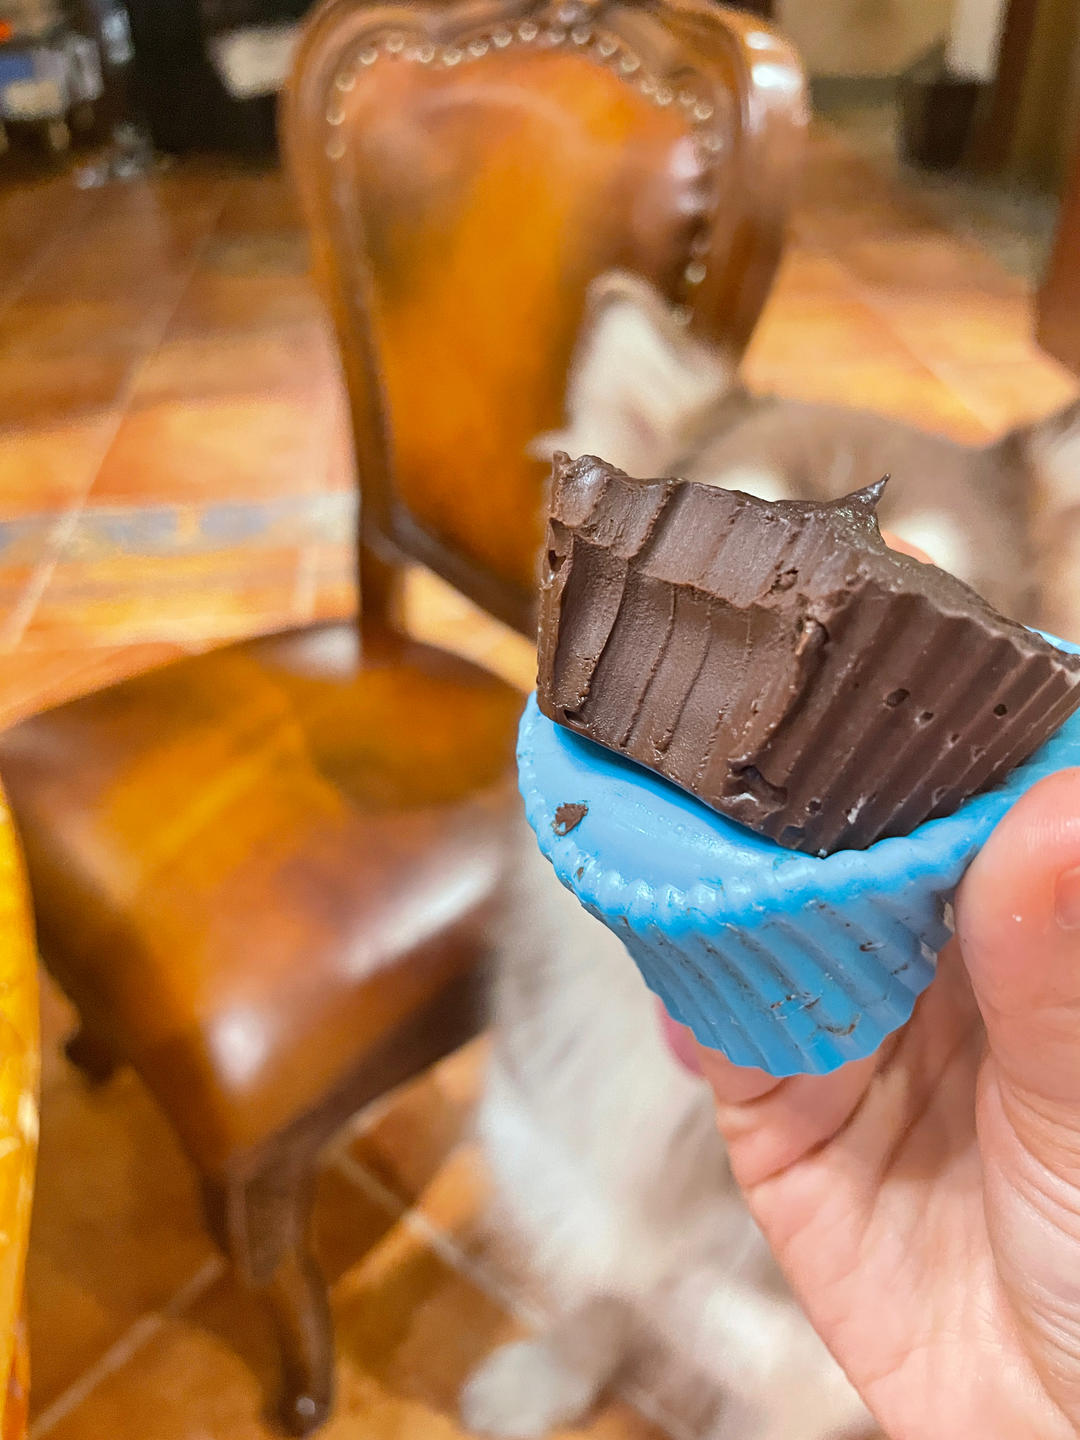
326, 135, 346, 160
358, 45, 378, 65
639, 75, 656, 96
335, 70, 356, 92
442, 45, 463, 65
492, 26, 512, 46
518, 20, 538, 40
385, 31, 405, 53
597, 35, 617, 57
684, 260, 707, 285
415, 42, 436, 62
468, 37, 489, 56
326, 104, 345, 125
655, 85, 673, 106
701, 132, 724, 153
546, 26, 566, 44
570, 25, 591, 43
693, 99, 714, 121
619, 54, 640, 73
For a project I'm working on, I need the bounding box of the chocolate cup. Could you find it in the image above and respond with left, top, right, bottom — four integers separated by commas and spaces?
537, 455, 1080, 856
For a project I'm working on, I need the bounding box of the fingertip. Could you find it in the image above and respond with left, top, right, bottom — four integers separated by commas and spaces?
958, 766, 1080, 1017
958, 768, 1080, 933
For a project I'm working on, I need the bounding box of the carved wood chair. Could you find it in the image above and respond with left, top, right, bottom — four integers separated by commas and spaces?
0, 1, 804, 1431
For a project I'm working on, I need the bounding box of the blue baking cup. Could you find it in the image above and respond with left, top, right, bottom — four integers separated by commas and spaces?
518, 635, 1080, 1076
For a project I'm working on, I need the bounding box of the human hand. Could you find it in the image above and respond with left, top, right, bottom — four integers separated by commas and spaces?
678, 764, 1080, 1440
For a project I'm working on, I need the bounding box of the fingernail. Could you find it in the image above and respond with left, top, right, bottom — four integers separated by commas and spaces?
1055, 865, 1080, 929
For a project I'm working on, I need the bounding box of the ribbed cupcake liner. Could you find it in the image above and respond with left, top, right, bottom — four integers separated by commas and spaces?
518, 633, 1080, 1076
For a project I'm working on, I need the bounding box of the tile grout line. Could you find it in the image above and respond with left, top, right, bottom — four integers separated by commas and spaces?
29, 1253, 226, 1437
0, 185, 107, 325
331, 1150, 545, 1330
0, 175, 239, 652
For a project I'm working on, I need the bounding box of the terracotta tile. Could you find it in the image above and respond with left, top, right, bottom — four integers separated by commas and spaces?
0, 298, 162, 362
168, 270, 324, 339
741, 353, 993, 443
18, 179, 227, 309
344, 1040, 488, 1205
88, 393, 339, 505
19, 547, 310, 648
405, 571, 534, 691
839, 234, 1024, 299
0, 352, 139, 427
37, 1223, 514, 1440
65, 493, 353, 565
791, 193, 940, 249
307, 542, 359, 625
33, 1171, 395, 1439
310, 1165, 401, 1287
748, 293, 920, 373
28, 1070, 217, 1413
766, 249, 862, 306
0, 417, 114, 518
925, 359, 1080, 435
0, 642, 190, 731
215, 170, 304, 235
0, 176, 99, 303
858, 289, 1040, 369
131, 325, 342, 407
0, 565, 41, 640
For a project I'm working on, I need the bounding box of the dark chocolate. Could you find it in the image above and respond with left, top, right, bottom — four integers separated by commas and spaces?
536, 454, 1080, 855
553, 802, 588, 835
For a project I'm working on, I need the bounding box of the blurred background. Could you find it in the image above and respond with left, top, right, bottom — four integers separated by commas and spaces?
0, 0, 1078, 1437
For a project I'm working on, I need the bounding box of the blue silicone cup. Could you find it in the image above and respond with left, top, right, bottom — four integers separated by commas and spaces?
518, 635, 1080, 1077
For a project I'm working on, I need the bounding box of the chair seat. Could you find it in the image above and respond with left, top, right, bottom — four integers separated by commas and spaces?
0, 622, 523, 1172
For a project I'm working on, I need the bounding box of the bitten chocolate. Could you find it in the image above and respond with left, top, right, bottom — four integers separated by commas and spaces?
536, 453, 1080, 856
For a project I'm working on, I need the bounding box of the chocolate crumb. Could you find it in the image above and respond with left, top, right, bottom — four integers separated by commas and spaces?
553, 802, 588, 836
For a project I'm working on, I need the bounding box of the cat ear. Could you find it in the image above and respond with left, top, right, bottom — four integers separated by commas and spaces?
530, 270, 737, 475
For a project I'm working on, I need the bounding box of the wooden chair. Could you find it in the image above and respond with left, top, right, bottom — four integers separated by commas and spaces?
0, 1, 804, 1431
0, 788, 39, 1440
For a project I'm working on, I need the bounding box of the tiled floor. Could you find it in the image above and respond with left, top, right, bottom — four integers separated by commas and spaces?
2, 119, 1077, 1439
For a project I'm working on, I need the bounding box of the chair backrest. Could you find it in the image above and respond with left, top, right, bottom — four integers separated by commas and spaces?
283, 0, 806, 636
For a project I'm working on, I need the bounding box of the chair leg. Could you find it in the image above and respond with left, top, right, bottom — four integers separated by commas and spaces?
203, 1161, 334, 1436
64, 1021, 119, 1085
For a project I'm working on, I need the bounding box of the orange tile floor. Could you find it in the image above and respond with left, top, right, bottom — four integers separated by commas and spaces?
2, 125, 1077, 1439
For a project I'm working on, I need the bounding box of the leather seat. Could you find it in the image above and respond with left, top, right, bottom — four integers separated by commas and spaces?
0, 622, 520, 1171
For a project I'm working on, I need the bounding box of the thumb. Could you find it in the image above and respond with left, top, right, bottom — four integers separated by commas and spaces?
957, 767, 1080, 1128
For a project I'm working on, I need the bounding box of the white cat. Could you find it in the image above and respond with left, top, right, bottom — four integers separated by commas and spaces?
462, 272, 1079, 1440
463, 833, 876, 1440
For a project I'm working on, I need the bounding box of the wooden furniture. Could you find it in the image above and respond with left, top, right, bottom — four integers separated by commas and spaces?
0, 0, 805, 1431
0, 790, 39, 1440
1039, 124, 1080, 375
